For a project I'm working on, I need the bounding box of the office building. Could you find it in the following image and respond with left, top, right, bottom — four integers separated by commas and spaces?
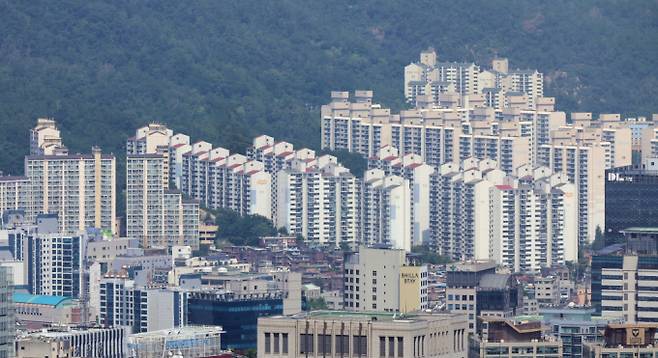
25, 147, 117, 234
582, 323, 658, 357
469, 317, 562, 358
343, 246, 428, 313
445, 261, 522, 334
591, 254, 658, 323
187, 271, 301, 350
16, 326, 128, 358
25, 230, 87, 298
99, 275, 187, 333
540, 308, 614, 358
126, 154, 199, 249
257, 310, 468, 358
127, 326, 228, 358
605, 166, 658, 236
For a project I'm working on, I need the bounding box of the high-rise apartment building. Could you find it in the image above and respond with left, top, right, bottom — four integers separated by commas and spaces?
361, 170, 411, 251
405, 49, 544, 109
276, 156, 359, 246
25, 146, 117, 235
343, 246, 428, 313
29, 118, 67, 156
126, 154, 199, 249
538, 143, 605, 244
0, 175, 30, 216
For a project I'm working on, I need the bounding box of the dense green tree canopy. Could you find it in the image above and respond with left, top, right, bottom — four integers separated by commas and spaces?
0, 0, 656, 175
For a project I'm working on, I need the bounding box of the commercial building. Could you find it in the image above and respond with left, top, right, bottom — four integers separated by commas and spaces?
13, 293, 86, 329
126, 154, 199, 249
16, 326, 128, 358
257, 310, 468, 358
605, 166, 658, 236
127, 326, 228, 358
582, 323, 658, 357
99, 276, 187, 333
591, 253, 658, 323
469, 317, 562, 358
25, 230, 87, 298
445, 261, 522, 334
540, 308, 615, 358
343, 246, 428, 313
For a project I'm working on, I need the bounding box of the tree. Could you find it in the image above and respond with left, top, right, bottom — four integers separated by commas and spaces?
411, 245, 451, 265
214, 208, 278, 246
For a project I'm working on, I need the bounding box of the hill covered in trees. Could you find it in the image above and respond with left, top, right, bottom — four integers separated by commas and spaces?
0, 0, 656, 174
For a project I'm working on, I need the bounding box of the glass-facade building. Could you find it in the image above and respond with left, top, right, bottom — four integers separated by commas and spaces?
187, 292, 283, 350
605, 167, 658, 235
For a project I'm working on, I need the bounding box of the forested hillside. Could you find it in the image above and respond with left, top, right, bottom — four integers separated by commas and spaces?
0, 0, 656, 174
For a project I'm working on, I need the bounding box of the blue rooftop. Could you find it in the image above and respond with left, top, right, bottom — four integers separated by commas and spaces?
13, 293, 71, 307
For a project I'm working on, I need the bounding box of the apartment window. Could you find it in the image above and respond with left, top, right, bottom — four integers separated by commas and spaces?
300, 334, 314, 354
318, 334, 332, 354
397, 337, 404, 357
273, 333, 280, 353
265, 333, 271, 354
388, 337, 395, 357
380, 337, 386, 357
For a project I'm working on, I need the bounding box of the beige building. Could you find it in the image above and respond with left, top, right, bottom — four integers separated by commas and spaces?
257, 310, 468, 358
29, 118, 67, 156
343, 246, 428, 313
25, 147, 117, 235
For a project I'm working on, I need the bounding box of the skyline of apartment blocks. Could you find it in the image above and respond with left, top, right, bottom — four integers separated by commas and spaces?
430, 159, 577, 272
343, 247, 429, 313
24, 147, 117, 235
405, 49, 543, 109
321, 91, 564, 174
126, 154, 199, 249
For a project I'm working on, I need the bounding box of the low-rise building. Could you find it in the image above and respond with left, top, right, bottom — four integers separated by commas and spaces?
583, 323, 658, 357
469, 317, 562, 358
127, 326, 229, 358
258, 310, 468, 358
16, 326, 128, 358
